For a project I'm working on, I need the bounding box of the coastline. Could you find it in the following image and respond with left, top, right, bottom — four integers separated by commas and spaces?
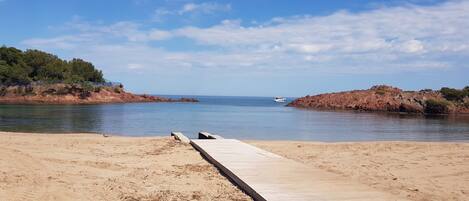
0, 97, 198, 105
0, 84, 198, 105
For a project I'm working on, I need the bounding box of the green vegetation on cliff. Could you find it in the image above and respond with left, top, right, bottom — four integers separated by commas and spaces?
422, 86, 469, 114
0, 46, 104, 85
424, 99, 451, 114
440, 87, 469, 102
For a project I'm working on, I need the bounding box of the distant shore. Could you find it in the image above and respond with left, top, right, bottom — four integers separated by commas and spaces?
0, 84, 198, 104
1, 131, 467, 201
288, 85, 469, 114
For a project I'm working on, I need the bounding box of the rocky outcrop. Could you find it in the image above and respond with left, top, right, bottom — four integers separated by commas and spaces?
287, 85, 469, 114
0, 84, 198, 104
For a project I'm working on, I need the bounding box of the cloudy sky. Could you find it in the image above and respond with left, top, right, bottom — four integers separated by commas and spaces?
1, 0, 468, 96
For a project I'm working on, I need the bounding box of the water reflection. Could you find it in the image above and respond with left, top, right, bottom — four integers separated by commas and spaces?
0, 96, 469, 141
0, 104, 104, 133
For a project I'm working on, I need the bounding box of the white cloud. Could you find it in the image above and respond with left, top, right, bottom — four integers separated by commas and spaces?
148, 29, 172, 40
152, 2, 231, 22
173, 2, 469, 56
179, 3, 198, 14
22, 34, 97, 49
152, 8, 173, 22
21, 1, 469, 77
286, 43, 333, 53
178, 2, 231, 15
127, 63, 144, 70
401, 39, 424, 53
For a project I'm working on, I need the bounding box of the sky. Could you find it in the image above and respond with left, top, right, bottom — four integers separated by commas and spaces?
1, 0, 468, 97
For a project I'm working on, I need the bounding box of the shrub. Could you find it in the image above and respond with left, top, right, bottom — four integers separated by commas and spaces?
14, 86, 24, 95
464, 102, 469, 108
56, 87, 70, 95
420, 89, 433, 93
425, 99, 450, 114
375, 89, 386, 95
79, 91, 91, 99
94, 86, 102, 93
41, 88, 56, 95
464, 86, 469, 97
0, 86, 6, 96
113, 87, 122, 93
81, 82, 94, 93
24, 85, 35, 95
64, 75, 84, 84
440, 87, 465, 102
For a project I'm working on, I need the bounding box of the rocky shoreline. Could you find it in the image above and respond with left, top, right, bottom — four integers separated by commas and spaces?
287, 85, 469, 114
0, 84, 198, 104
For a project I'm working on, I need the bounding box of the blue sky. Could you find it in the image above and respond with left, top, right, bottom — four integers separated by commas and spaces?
1, 0, 468, 96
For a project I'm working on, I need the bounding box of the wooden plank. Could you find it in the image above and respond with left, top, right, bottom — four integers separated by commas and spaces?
198, 131, 224, 139
191, 139, 404, 201
170, 132, 190, 144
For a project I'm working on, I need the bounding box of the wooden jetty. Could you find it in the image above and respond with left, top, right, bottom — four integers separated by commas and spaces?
172, 132, 404, 201
191, 139, 403, 201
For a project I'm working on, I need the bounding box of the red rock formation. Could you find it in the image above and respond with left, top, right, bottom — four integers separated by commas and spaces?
0, 84, 198, 104
288, 85, 468, 114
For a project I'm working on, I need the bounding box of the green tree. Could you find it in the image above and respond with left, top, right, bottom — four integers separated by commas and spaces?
0, 61, 31, 85
0, 46, 24, 65
0, 46, 105, 85
37, 60, 68, 82
0, 61, 10, 84
0, 46, 32, 84
23, 49, 61, 80
69, 59, 105, 83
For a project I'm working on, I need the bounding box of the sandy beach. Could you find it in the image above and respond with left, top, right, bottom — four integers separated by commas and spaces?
0, 132, 251, 201
249, 140, 469, 201
1, 132, 469, 201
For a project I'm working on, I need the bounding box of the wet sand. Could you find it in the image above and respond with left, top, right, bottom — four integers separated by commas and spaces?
248, 140, 469, 201
0, 132, 251, 201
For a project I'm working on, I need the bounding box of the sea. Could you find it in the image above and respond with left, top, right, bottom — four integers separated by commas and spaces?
1, 95, 469, 141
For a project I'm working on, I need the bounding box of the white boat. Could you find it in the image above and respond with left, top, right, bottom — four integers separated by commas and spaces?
274, 97, 286, 103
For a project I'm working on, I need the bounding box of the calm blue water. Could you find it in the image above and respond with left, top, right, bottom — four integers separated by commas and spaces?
1, 95, 469, 141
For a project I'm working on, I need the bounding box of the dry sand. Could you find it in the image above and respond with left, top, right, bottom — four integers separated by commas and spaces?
248, 140, 469, 201
0, 132, 251, 201
2, 131, 468, 201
